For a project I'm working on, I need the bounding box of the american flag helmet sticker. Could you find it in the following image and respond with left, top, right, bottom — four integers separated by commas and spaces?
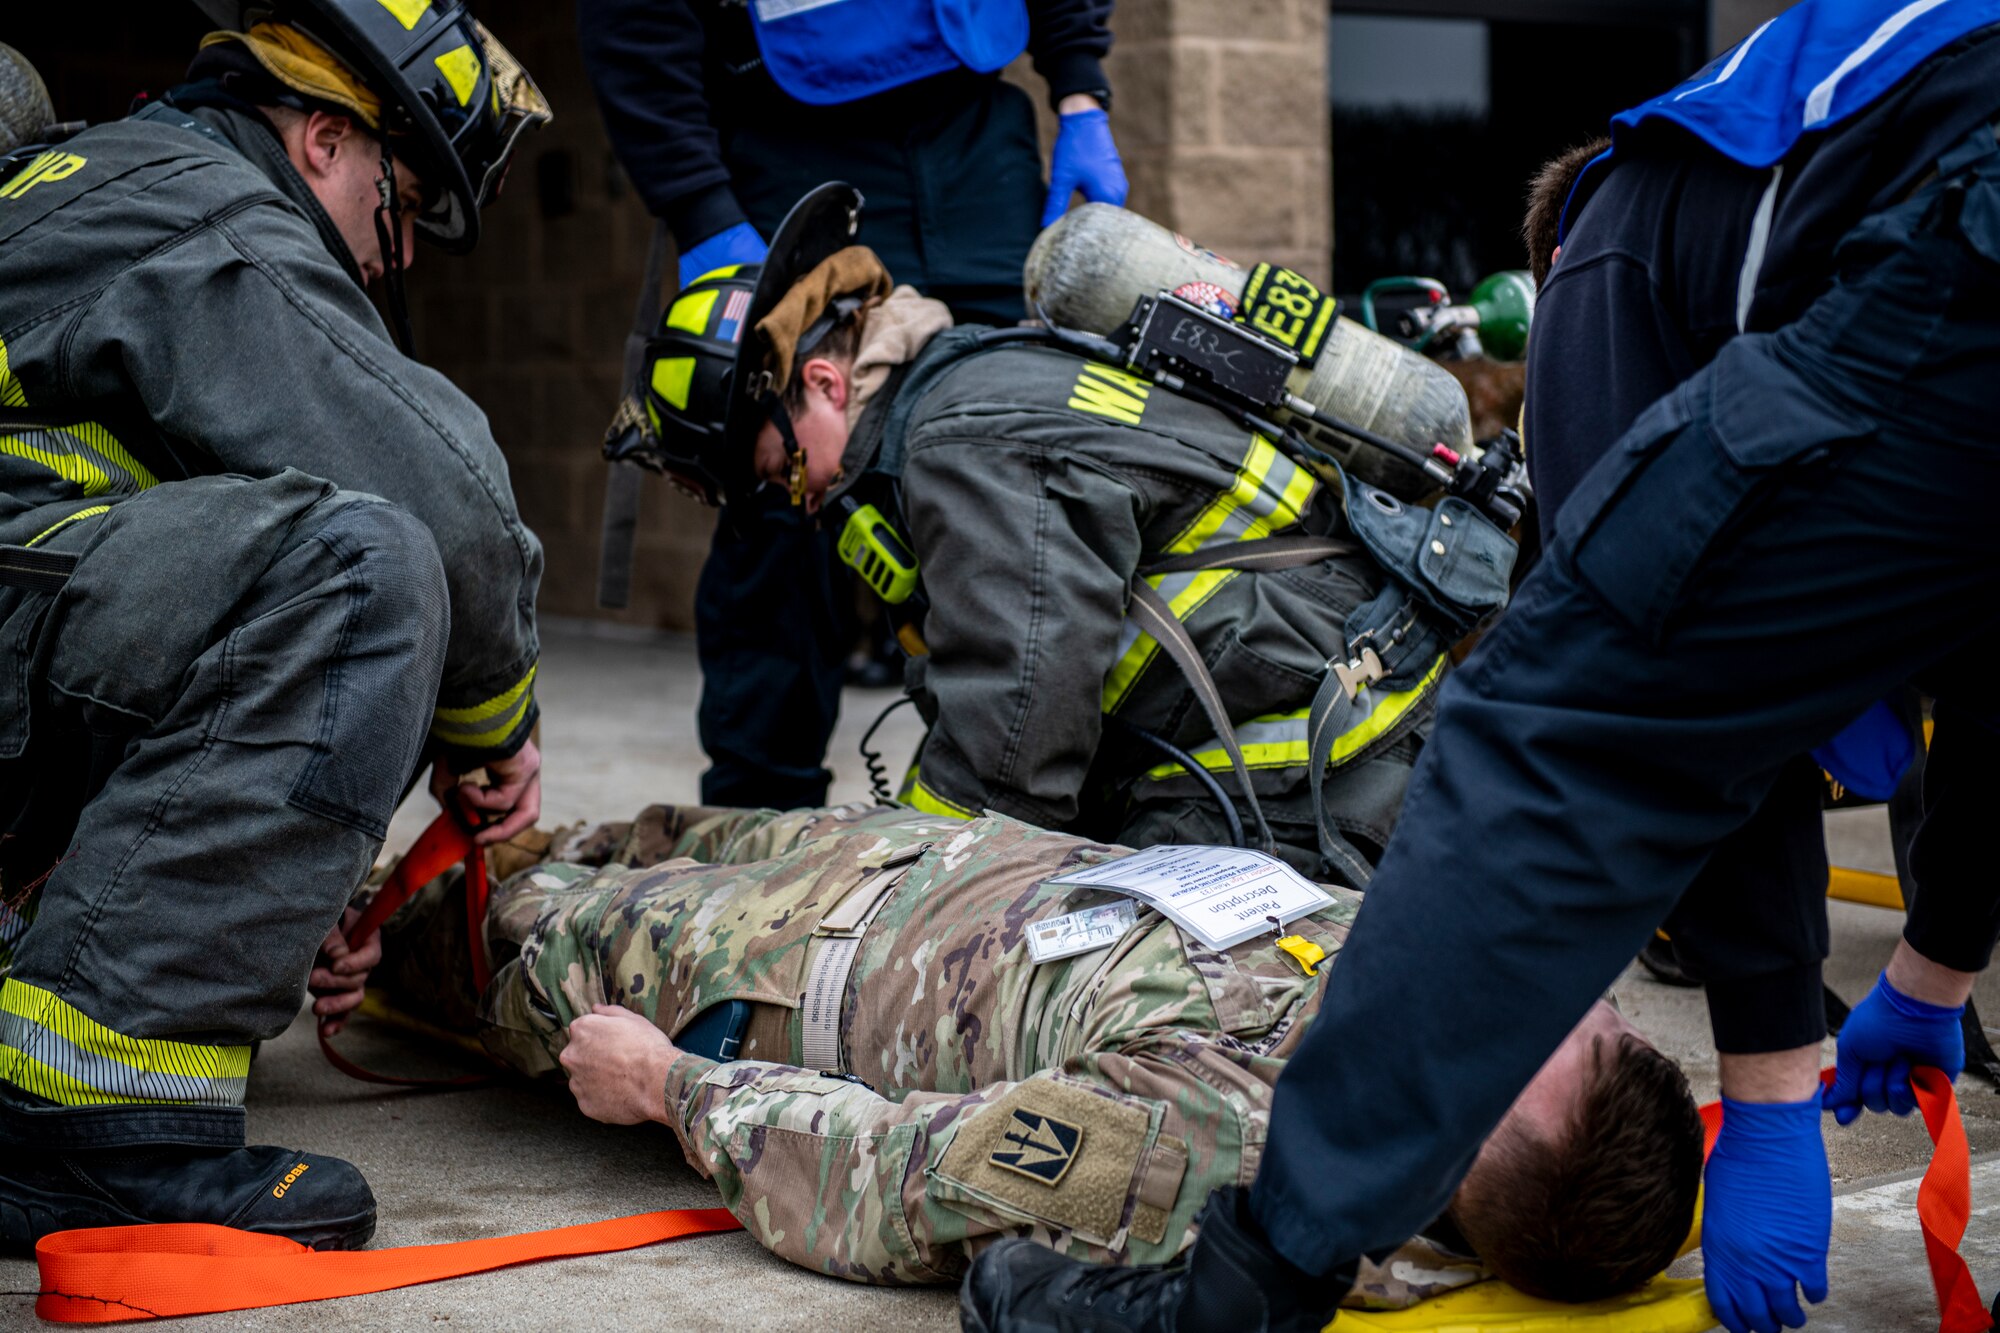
718, 289, 752, 344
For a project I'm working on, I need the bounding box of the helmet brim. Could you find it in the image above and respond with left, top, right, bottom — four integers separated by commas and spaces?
717, 181, 864, 509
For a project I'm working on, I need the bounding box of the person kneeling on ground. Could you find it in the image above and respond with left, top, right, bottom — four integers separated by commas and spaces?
369, 803, 1701, 1301
631, 185, 1515, 887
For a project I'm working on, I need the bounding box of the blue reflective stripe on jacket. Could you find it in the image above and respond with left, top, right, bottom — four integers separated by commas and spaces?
748, 0, 1029, 105
1560, 0, 2000, 241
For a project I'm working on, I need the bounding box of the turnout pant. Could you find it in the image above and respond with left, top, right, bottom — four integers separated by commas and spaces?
0, 471, 446, 1132
1248, 127, 2000, 1275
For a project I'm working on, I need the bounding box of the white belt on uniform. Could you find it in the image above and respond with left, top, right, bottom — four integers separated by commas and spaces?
800, 841, 931, 1074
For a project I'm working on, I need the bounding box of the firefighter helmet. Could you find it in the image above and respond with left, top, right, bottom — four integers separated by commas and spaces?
189, 0, 550, 253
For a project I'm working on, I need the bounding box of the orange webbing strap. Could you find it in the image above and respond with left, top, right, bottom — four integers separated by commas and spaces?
319, 811, 495, 1089
1698, 1067, 1990, 1333
33, 1209, 744, 1323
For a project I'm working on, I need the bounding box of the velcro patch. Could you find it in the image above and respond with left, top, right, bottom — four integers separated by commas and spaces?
933, 1074, 1158, 1246
988, 1109, 1084, 1186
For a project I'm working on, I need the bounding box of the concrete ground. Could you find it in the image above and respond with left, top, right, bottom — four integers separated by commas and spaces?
3, 624, 1995, 1330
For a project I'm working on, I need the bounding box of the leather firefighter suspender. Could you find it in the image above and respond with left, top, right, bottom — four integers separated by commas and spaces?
1120, 535, 1359, 863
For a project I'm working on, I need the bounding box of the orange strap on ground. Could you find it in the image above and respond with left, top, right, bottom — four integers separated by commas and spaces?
1698, 1067, 1989, 1333
33, 1208, 744, 1323
320, 811, 494, 1088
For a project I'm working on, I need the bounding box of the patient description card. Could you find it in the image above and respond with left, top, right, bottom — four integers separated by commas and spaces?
1044, 845, 1334, 952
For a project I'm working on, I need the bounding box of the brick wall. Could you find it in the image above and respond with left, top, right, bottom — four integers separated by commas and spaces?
405, 0, 1334, 634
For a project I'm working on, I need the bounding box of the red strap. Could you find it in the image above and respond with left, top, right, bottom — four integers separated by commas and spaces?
33, 1209, 743, 1323
1699, 1067, 1990, 1333
320, 812, 495, 1088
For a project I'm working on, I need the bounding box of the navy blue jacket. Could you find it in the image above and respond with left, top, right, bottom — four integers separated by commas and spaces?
577, 0, 1112, 247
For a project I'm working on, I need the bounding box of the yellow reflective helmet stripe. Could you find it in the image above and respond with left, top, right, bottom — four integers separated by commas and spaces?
906, 777, 975, 821
0, 979, 252, 1107
431, 662, 537, 751
666, 288, 721, 335
432, 43, 482, 108
689, 264, 745, 286
378, 0, 433, 29
651, 356, 696, 412
1102, 434, 1315, 712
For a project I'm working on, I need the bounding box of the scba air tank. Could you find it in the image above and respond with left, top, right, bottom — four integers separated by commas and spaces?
1024, 204, 1473, 496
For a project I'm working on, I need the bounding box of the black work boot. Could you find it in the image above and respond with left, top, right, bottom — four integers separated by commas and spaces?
0, 1092, 375, 1252
958, 1187, 1345, 1333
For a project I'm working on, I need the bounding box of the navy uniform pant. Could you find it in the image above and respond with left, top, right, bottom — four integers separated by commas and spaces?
1248, 130, 2000, 1274
694, 75, 1044, 807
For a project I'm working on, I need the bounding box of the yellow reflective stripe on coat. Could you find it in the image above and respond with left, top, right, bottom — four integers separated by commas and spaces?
0, 335, 159, 497
1102, 434, 1316, 711
1143, 654, 1447, 781
431, 662, 538, 751
906, 777, 975, 821
0, 979, 251, 1107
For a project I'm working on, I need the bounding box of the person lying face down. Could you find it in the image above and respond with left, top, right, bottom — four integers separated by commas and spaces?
373, 803, 1704, 1303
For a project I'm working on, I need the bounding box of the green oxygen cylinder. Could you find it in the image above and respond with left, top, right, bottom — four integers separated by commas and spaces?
1023, 203, 1473, 497
0, 45, 54, 157
1459, 270, 1535, 362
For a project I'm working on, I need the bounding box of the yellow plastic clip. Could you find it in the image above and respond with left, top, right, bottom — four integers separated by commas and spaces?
1276, 934, 1326, 977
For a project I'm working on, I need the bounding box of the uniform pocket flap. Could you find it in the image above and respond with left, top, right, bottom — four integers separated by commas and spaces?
1707, 340, 1872, 469
1414, 498, 1513, 615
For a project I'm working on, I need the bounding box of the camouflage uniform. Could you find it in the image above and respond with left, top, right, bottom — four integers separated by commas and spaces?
391, 802, 1483, 1302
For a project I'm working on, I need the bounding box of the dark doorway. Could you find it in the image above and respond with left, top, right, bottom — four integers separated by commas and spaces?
1330, 2, 1706, 294
7, 9, 211, 131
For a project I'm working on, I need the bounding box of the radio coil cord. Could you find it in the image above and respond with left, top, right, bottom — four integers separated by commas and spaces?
858, 695, 917, 804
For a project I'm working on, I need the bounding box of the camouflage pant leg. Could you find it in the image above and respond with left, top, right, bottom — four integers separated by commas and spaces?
668, 1036, 1267, 1286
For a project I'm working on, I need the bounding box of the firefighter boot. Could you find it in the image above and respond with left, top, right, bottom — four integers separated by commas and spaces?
958, 1186, 1344, 1333
0, 1090, 376, 1252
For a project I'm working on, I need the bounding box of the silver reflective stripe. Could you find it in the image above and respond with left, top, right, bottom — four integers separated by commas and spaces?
1804, 0, 1950, 128
1737, 164, 1786, 333
0, 1009, 247, 1106
754, 0, 852, 19
1673, 18, 1773, 103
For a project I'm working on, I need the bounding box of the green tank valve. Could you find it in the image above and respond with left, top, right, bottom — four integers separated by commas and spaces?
1464, 270, 1535, 362
839, 503, 920, 605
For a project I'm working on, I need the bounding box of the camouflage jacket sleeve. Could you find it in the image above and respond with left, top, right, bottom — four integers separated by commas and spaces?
661, 1052, 988, 1284
901, 434, 1142, 829
75, 194, 542, 764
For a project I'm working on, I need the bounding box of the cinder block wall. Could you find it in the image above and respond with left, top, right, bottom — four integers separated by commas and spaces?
406, 0, 1332, 633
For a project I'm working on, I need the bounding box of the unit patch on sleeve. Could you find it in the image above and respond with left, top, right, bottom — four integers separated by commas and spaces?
989, 1108, 1084, 1185
932, 1073, 1163, 1247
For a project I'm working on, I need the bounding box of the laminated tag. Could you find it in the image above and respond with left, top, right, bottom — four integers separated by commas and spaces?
1026, 900, 1139, 964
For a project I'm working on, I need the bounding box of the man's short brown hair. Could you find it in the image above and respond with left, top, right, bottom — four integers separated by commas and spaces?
1451, 1034, 1703, 1302
1523, 138, 1611, 288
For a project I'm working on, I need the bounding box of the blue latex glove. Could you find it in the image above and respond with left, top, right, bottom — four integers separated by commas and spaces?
678, 221, 767, 289
1041, 107, 1129, 227
1826, 972, 1964, 1125
1703, 1096, 1831, 1333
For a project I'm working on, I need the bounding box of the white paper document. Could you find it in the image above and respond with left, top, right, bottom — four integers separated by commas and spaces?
1025, 900, 1139, 963
1043, 845, 1335, 951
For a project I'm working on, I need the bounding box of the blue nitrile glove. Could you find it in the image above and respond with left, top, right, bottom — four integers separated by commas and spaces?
1703, 1096, 1831, 1333
678, 221, 767, 289
1826, 972, 1965, 1125
1041, 107, 1129, 227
